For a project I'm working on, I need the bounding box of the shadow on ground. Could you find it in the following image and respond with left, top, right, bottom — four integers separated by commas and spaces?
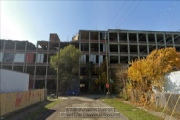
4, 100, 57, 120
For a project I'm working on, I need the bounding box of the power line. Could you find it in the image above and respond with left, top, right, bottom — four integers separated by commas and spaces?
169, 0, 179, 30
113, 0, 135, 28
106, 0, 127, 28
119, 0, 142, 26
150, 1, 178, 30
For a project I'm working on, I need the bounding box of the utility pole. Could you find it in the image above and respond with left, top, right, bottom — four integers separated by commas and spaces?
56, 41, 60, 99
105, 31, 110, 97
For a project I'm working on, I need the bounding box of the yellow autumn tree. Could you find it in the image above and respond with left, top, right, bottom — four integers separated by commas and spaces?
128, 47, 180, 105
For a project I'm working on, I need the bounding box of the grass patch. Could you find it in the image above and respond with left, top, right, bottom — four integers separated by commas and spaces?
24, 98, 62, 120
103, 98, 161, 120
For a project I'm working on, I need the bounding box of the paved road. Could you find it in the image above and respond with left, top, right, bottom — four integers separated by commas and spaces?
39, 95, 127, 120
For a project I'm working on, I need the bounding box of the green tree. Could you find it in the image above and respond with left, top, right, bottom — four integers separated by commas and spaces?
95, 61, 107, 93
50, 44, 82, 93
85, 61, 94, 93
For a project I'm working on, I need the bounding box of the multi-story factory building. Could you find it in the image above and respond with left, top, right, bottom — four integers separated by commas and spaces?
0, 29, 180, 93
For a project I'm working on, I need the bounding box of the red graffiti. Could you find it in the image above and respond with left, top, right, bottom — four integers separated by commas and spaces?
15, 93, 23, 107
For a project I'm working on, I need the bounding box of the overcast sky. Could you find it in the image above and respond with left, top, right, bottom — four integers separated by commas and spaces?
1, 1, 180, 44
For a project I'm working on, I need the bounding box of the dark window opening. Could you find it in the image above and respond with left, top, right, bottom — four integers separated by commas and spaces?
139, 45, 147, 54
119, 33, 127, 42
96, 55, 99, 63
110, 56, 118, 64
130, 45, 138, 53
120, 45, 128, 52
86, 55, 89, 63
120, 56, 128, 64
157, 34, 164, 44
91, 43, 98, 52
139, 33, 146, 43
129, 33, 136, 42
109, 33, 117, 41
110, 45, 118, 52
174, 34, 180, 44
148, 34, 155, 42
91, 32, 98, 40
81, 31, 89, 40
81, 43, 89, 51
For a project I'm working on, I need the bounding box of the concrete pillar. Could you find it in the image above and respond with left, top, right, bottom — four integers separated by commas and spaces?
78, 31, 81, 89
117, 32, 120, 63
127, 33, 130, 62
89, 31, 91, 62
172, 34, 175, 47
137, 33, 140, 58
155, 33, 158, 49
163, 33, 166, 47
146, 33, 150, 54
1, 40, 6, 68
33, 42, 38, 89
108, 31, 110, 64
45, 41, 50, 89
98, 32, 100, 66
23, 41, 28, 72
12, 41, 17, 70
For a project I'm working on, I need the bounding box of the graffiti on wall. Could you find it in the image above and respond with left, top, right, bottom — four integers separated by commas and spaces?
15, 93, 23, 107
0, 89, 45, 116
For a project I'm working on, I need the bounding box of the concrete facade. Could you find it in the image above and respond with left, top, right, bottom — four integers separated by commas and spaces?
0, 29, 180, 93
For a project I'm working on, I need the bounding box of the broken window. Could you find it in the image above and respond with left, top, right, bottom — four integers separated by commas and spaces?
148, 34, 155, 43
130, 45, 138, 53
110, 56, 118, 64
110, 44, 118, 52
81, 43, 89, 51
100, 44, 106, 52
138, 33, 146, 43
119, 33, 127, 42
174, 34, 180, 44
120, 56, 128, 64
81, 31, 89, 40
139, 45, 147, 54
120, 45, 128, 53
156, 34, 164, 44
109, 33, 117, 42
129, 33, 137, 43
91, 32, 98, 40
91, 43, 98, 52
149, 45, 156, 53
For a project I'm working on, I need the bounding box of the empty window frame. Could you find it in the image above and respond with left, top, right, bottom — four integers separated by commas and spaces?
110, 44, 118, 52
91, 43, 98, 52
81, 31, 89, 40
81, 43, 89, 51
174, 34, 180, 44
120, 45, 128, 53
149, 45, 156, 53
91, 31, 98, 40
110, 56, 118, 64
129, 33, 137, 43
139, 45, 147, 54
119, 33, 127, 42
156, 34, 164, 44
120, 56, 128, 64
148, 34, 155, 43
138, 33, 146, 43
130, 45, 138, 53
109, 33, 117, 41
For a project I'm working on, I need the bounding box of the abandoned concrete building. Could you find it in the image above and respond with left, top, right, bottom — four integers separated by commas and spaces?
0, 29, 180, 93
